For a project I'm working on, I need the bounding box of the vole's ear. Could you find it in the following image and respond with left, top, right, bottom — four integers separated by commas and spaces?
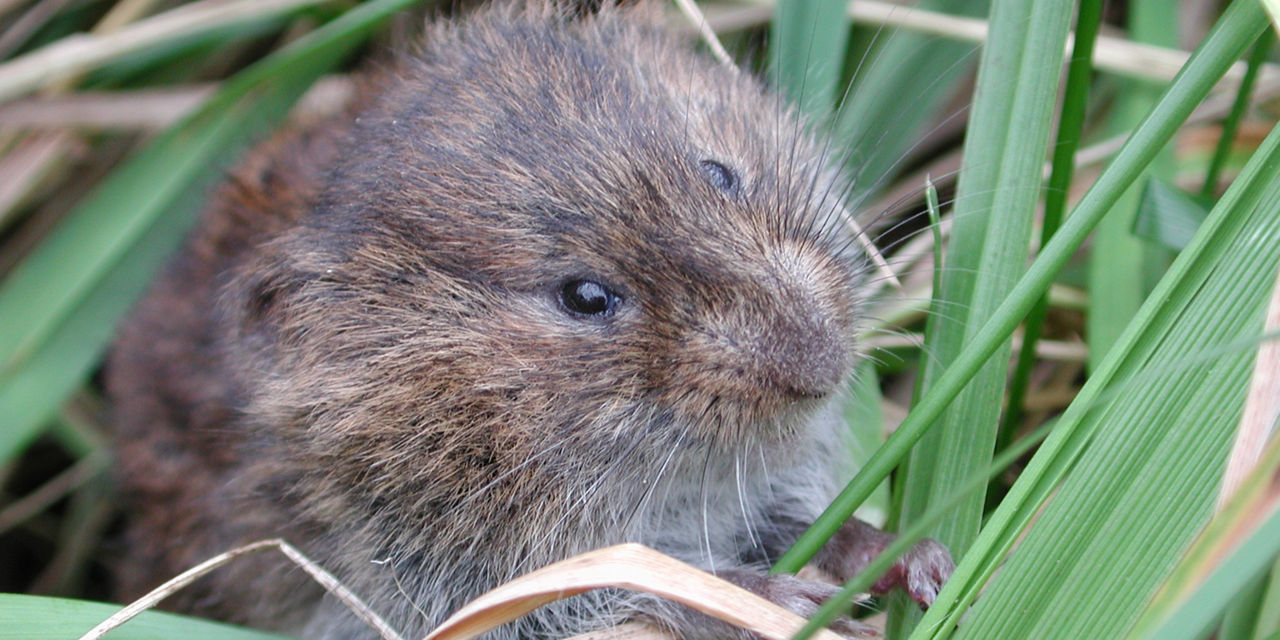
219, 243, 308, 345
565, 0, 635, 16
527, 0, 647, 18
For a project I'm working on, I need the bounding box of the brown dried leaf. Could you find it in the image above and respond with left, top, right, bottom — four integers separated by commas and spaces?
424, 544, 845, 640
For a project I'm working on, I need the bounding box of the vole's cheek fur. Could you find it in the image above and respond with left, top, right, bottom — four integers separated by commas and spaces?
107, 1, 952, 639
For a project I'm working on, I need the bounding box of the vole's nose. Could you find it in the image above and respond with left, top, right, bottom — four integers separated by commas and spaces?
758, 310, 849, 400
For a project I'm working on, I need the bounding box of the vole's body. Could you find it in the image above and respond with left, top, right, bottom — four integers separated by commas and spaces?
108, 2, 949, 638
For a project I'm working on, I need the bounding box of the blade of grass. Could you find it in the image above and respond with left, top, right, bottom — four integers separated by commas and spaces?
832, 0, 987, 210
0, 0, 424, 463
1131, 177, 1211, 250
1126, 425, 1280, 640
1253, 559, 1280, 639
925, 82, 1280, 640
790, 413, 1054, 640
1215, 249, 1280, 640
1220, 576, 1272, 640
736, 0, 1280, 86
1201, 28, 1274, 200
768, 0, 849, 116
1000, 0, 1102, 444
845, 360, 889, 524
885, 0, 1072, 633
1087, 0, 1180, 372
0, 593, 291, 640
774, 0, 1266, 584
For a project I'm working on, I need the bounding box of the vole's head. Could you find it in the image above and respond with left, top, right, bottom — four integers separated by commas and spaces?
226, 0, 869, 512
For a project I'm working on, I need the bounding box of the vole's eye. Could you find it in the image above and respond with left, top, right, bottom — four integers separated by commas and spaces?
558, 279, 621, 318
699, 160, 737, 193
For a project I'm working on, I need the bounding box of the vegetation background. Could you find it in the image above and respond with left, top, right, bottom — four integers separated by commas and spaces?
0, 0, 1277, 638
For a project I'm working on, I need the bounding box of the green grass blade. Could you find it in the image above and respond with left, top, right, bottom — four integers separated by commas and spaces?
1253, 560, 1280, 639
1201, 28, 1274, 200
1132, 177, 1210, 250
1219, 576, 1272, 640
1001, 0, 1103, 442
774, 0, 1265, 587
833, 0, 987, 208
1086, 0, 1181, 372
0, 0, 423, 463
845, 360, 890, 524
929, 88, 1280, 640
0, 593, 291, 640
768, 0, 849, 115
790, 416, 1053, 640
886, 0, 1072, 633
1126, 430, 1280, 640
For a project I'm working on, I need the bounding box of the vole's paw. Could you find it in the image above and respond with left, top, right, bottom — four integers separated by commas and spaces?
869, 537, 953, 609
716, 570, 877, 638
816, 519, 954, 610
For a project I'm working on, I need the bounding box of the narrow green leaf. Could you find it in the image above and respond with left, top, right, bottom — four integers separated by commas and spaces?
0, 593, 291, 640
1001, 0, 1103, 441
1201, 29, 1274, 199
1220, 575, 1272, 640
1086, 0, 1180, 371
887, 1, 1073, 633
768, 0, 850, 116
932, 83, 1280, 640
1253, 558, 1280, 639
833, 0, 988, 208
845, 361, 889, 524
1132, 177, 1211, 250
1127, 431, 1280, 640
790, 415, 1053, 640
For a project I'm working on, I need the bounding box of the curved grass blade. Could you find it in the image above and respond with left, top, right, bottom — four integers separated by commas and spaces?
0, 593, 290, 640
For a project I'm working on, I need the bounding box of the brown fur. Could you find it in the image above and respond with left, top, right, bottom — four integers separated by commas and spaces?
107, 2, 950, 638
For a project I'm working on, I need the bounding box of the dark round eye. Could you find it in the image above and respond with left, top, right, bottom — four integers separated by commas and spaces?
699, 159, 737, 193
558, 279, 621, 318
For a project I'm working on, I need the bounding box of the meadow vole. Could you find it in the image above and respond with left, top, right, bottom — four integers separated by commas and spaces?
106, 1, 952, 637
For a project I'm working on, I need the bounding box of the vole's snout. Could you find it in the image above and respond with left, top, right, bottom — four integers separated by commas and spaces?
685, 280, 853, 419
762, 312, 849, 401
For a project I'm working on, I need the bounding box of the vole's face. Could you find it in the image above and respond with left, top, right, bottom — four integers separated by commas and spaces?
255, 6, 868, 473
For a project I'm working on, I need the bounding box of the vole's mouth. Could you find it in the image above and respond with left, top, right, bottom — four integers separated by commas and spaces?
663, 389, 841, 451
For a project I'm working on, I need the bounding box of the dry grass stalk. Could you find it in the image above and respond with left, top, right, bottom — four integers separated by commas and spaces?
0, 0, 326, 103
0, 0, 79, 60
705, 0, 1280, 87
0, 451, 108, 534
0, 76, 354, 131
0, 130, 78, 227
0, 0, 171, 225
0, 85, 213, 130
671, 0, 732, 66
76, 539, 404, 640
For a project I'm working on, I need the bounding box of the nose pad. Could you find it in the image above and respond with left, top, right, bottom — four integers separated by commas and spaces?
761, 312, 849, 401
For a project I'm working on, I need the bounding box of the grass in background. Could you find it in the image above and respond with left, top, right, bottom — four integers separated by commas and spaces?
1, 0, 1278, 639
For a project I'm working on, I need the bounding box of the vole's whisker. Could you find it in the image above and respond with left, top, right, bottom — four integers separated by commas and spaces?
699, 442, 716, 572
623, 423, 686, 534
734, 452, 762, 552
